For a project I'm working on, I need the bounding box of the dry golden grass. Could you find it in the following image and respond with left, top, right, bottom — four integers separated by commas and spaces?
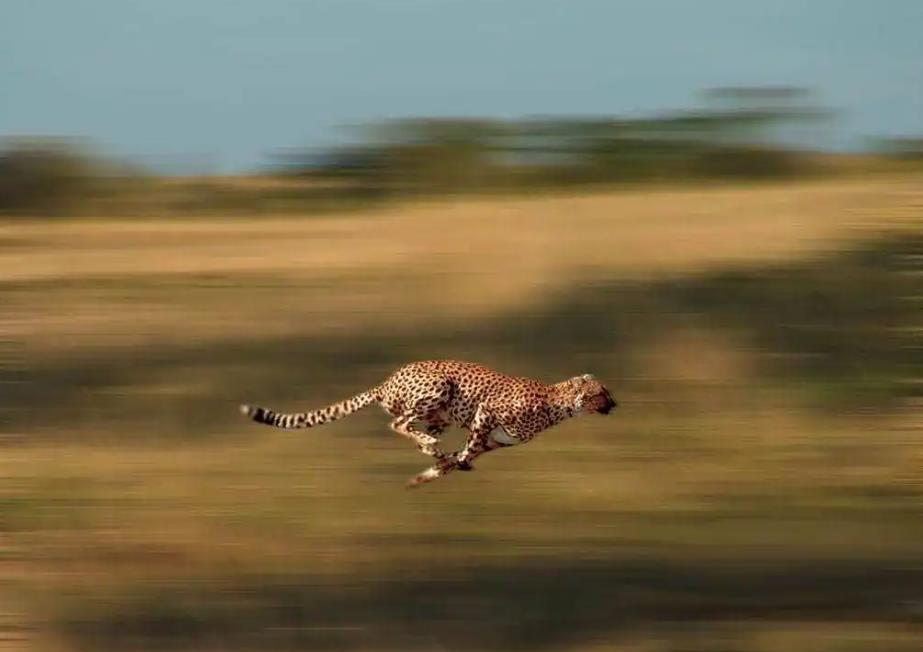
1, 175, 922, 652
3, 176, 919, 359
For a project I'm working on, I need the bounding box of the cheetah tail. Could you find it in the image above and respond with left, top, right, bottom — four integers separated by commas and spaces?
239, 388, 379, 429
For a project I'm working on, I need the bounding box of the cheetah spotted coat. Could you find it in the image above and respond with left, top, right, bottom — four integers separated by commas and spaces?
241, 360, 617, 487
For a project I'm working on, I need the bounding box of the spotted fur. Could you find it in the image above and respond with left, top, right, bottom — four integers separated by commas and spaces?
240, 360, 617, 487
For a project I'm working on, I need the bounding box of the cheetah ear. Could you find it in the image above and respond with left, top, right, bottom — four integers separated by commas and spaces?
581, 373, 595, 381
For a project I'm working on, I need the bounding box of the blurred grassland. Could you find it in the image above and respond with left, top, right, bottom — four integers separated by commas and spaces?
1, 175, 922, 651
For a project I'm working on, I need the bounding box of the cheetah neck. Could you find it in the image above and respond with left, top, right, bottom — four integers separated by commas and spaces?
547, 384, 581, 422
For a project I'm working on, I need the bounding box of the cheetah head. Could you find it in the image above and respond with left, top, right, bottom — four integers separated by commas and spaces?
571, 373, 617, 415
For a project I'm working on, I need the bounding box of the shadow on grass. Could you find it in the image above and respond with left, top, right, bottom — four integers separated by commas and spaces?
60, 555, 923, 651
2, 232, 920, 439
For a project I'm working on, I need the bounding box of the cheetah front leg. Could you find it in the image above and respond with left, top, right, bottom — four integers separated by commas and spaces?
405, 431, 509, 487
406, 405, 501, 487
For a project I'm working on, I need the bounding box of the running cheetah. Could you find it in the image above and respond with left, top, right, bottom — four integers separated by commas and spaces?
240, 360, 617, 487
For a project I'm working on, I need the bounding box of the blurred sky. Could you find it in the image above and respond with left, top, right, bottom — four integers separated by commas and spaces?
2, 0, 922, 172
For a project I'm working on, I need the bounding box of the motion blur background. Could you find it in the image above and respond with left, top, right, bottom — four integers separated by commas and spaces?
2, 2, 923, 651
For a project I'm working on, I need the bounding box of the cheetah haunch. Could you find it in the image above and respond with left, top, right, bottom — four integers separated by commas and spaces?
240, 360, 617, 487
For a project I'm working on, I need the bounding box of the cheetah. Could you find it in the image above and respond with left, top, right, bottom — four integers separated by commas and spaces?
240, 360, 617, 487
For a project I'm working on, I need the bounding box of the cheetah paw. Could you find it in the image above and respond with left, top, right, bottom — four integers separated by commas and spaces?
406, 467, 441, 488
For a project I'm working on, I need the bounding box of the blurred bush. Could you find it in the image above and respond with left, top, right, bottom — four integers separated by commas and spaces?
877, 136, 923, 161
688, 144, 807, 178
0, 138, 105, 215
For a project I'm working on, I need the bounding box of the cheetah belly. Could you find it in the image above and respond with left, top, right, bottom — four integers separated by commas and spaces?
491, 427, 523, 446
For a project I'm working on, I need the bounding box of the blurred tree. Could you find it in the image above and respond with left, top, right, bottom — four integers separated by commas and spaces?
271, 87, 833, 193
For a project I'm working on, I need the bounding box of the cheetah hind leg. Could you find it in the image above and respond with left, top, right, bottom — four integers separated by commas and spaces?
389, 415, 447, 460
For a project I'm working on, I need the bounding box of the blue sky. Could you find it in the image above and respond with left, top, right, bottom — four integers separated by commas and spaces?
3, 0, 922, 172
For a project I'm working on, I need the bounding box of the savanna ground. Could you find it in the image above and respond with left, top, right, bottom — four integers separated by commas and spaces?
1, 175, 922, 651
